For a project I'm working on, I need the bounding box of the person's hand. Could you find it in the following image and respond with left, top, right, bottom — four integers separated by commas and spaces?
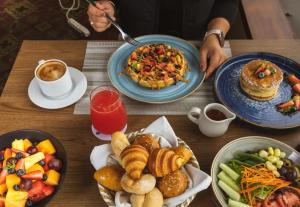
199, 35, 227, 79
87, 1, 115, 32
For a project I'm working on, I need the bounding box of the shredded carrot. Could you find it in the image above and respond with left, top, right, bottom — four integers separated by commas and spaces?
239, 164, 291, 206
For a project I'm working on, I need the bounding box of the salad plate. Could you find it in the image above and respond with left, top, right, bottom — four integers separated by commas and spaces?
107, 35, 205, 104
215, 52, 300, 129
211, 136, 300, 207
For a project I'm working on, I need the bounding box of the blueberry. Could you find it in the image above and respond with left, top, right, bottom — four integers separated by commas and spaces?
43, 173, 48, 181
38, 160, 45, 166
15, 152, 23, 159
26, 200, 33, 207
7, 168, 15, 174
16, 169, 25, 177
0, 153, 4, 162
13, 184, 20, 191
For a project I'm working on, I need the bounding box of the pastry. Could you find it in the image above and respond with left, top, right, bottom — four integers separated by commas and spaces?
143, 187, 163, 207
158, 170, 188, 198
172, 146, 193, 165
120, 144, 149, 180
240, 59, 283, 101
111, 131, 130, 165
93, 165, 123, 191
148, 148, 185, 177
130, 194, 145, 207
125, 43, 189, 89
121, 173, 156, 195
133, 134, 160, 153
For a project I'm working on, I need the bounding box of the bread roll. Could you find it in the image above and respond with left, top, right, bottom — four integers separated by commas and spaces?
93, 165, 123, 191
130, 194, 145, 207
172, 146, 193, 165
143, 188, 163, 207
133, 134, 160, 153
111, 131, 130, 165
120, 144, 149, 179
148, 148, 185, 177
121, 173, 156, 195
158, 170, 188, 198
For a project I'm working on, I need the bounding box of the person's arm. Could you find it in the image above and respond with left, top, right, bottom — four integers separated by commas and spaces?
200, 0, 239, 79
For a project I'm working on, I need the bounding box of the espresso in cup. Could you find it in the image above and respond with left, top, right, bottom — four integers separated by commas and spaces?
37, 61, 66, 81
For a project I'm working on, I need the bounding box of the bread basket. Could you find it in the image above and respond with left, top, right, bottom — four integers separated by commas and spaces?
96, 130, 200, 207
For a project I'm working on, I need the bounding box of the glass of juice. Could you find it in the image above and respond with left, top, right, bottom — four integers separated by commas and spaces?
90, 85, 127, 140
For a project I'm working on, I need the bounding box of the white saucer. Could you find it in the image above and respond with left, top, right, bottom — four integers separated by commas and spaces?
28, 67, 87, 109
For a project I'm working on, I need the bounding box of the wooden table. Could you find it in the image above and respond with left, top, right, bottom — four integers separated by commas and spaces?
0, 40, 300, 206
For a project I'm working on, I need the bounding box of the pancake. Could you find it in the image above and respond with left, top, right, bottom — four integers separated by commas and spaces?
125, 44, 188, 89
240, 59, 283, 101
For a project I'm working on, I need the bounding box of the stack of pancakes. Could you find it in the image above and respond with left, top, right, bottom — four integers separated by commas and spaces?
240, 60, 283, 101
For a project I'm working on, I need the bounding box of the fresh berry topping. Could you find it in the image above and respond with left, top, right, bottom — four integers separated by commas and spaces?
0, 153, 4, 162
15, 152, 23, 159
13, 184, 20, 191
26, 200, 33, 207
27, 146, 38, 155
43, 174, 48, 181
7, 168, 15, 174
258, 72, 265, 79
38, 160, 45, 166
16, 169, 25, 177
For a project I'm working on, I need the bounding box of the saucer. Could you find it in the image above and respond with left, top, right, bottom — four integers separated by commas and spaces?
28, 67, 87, 109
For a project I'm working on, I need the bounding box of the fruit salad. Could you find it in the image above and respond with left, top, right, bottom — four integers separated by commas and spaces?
0, 139, 62, 207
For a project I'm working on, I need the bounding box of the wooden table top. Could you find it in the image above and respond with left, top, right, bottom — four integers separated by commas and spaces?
0, 40, 300, 206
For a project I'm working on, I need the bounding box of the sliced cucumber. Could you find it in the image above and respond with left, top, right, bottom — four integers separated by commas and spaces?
218, 171, 240, 192
228, 199, 250, 207
218, 180, 240, 201
219, 163, 240, 181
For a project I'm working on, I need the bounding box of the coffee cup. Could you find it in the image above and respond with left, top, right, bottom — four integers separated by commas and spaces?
187, 103, 236, 137
35, 59, 73, 98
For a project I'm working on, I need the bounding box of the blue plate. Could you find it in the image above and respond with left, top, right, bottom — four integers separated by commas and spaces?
215, 52, 300, 129
107, 35, 205, 103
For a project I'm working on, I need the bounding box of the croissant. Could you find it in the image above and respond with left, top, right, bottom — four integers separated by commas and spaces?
120, 144, 149, 180
148, 148, 185, 177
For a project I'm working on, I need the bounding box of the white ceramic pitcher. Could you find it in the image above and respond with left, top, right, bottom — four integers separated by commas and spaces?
187, 103, 236, 137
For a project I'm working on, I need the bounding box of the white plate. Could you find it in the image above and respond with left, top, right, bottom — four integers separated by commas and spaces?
28, 67, 87, 109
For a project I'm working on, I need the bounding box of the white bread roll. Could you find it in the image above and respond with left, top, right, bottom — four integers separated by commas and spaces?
130, 194, 145, 207
121, 174, 156, 195
143, 188, 163, 207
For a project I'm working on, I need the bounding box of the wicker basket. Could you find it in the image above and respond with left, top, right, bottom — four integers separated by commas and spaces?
97, 130, 200, 207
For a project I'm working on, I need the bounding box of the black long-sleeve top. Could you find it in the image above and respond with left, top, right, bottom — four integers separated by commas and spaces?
113, 0, 239, 40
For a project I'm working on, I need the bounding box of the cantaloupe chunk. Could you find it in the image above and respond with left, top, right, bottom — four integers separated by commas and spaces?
44, 170, 60, 186
36, 140, 56, 155
24, 152, 45, 170
6, 175, 21, 189
27, 163, 44, 174
12, 140, 24, 152
23, 139, 32, 151
0, 184, 7, 195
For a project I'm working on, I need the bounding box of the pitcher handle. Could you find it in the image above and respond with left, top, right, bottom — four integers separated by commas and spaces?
187, 107, 202, 125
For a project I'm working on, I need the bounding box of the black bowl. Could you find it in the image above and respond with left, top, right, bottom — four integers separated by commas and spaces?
0, 129, 67, 207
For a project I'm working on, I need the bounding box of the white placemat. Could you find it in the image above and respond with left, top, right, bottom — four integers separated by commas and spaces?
73, 41, 232, 115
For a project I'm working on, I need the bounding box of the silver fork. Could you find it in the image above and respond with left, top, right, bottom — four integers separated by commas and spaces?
104, 14, 141, 46
87, 0, 140, 46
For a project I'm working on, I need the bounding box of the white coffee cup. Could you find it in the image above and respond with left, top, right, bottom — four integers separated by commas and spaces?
187, 103, 236, 137
35, 59, 73, 98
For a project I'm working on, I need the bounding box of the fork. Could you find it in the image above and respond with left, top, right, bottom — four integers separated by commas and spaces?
87, 0, 140, 46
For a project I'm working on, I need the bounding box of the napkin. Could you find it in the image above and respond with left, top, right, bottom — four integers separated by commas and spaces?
90, 116, 212, 207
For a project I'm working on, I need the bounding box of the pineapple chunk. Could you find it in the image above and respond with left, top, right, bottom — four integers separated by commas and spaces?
24, 152, 45, 170
12, 140, 24, 152
5, 189, 28, 207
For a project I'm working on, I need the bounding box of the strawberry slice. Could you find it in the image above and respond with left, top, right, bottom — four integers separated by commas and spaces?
28, 180, 45, 203
11, 148, 29, 157
0, 169, 7, 184
277, 100, 294, 109
293, 83, 300, 94
42, 185, 55, 196
287, 74, 300, 85
22, 170, 43, 180
293, 95, 300, 110
15, 158, 25, 171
